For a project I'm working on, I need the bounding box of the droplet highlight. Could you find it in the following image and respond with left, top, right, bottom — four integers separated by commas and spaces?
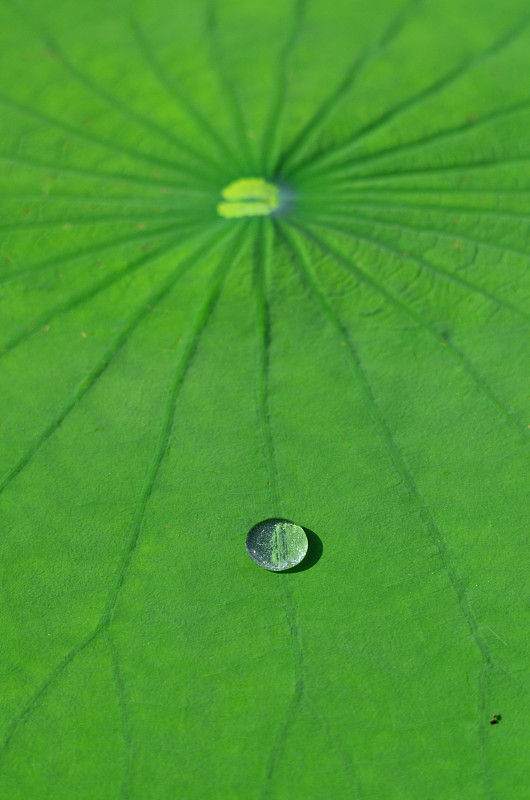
245, 519, 308, 571
217, 177, 280, 218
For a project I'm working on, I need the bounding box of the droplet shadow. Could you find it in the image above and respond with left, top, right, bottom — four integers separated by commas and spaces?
280, 528, 323, 573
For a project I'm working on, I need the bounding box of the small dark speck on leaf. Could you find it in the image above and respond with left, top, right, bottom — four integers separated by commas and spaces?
490, 713, 501, 725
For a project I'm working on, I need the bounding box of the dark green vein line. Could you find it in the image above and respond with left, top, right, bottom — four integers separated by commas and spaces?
260, 584, 306, 800
254, 220, 281, 515
204, 0, 257, 173
306, 153, 530, 187
301, 212, 530, 323
104, 630, 134, 800
281, 221, 492, 792
0, 224, 239, 762
0, 211, 205, 231
285, 225, 514, 666
289, 13, 530, 179
0, 628, 101, 765
290, 220, 529, 440
344, 204, 530, 258
0, 152, 212, 195
129, 14, 244, 174
275, 0, 422, 175
252, 221, 310, 799
261, 697, 300, 799
261, 0, 307, 176
303, 696, 359, 795
100, 225, 249, 627
1, 191, 211, 210
478, 666, 497, 800
0, 221, 200, 286
309, 194, 530, 223
0, 224, 207, 359
0, 223, 230, 500
294, 99, 530, 182
0, 94, 223, 185
94, 229, 250, 789
261, 597, 307, 795
2, 0, 221, 184
316, 184, 530, 199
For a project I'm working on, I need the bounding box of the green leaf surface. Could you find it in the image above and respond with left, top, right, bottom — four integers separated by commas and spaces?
1, 0, 529, 797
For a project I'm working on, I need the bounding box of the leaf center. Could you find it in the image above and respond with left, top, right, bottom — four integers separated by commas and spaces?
217, 177, 280, 218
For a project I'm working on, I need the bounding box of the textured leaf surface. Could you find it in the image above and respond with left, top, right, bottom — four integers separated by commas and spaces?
1, 0, 529, 797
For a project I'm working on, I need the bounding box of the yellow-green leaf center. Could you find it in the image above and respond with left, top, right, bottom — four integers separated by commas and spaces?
217, 177, 280, 218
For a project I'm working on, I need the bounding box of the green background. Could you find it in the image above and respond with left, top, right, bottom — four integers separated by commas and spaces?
0, 0, 529, 797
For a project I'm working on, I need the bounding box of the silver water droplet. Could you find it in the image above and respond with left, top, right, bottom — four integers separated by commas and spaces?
245, 519, 308, 571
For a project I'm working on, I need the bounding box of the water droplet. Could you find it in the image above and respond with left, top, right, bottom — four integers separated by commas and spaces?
245, 519, 308, 571
217, 177, 280, 219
